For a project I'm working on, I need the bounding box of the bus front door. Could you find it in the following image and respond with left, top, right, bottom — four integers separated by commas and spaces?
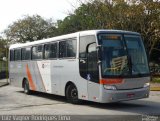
87, 43, 100, 101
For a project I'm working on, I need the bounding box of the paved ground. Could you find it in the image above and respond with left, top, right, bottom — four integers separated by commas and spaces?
151, 83, 160, 91
0, 79, 159, 121
0, 85, 159, 115
0, 79, 9, 87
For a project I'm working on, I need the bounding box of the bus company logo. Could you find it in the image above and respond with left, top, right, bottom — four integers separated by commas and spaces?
142, 115, 158, 121
42, 63, 49, 69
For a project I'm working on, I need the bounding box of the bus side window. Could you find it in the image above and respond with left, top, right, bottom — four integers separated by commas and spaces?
59, 41, 66, 58
44, 43, 57, 59
59, 38, 77, 58
79, 36, 96, 58
32, 45, 43, 60
66, 39, 76, 57
44, 44, 50, 59
10, 50, 14, 61
14, 49, 21, 61
22, 47, 31, 60
49, 43, 57, 58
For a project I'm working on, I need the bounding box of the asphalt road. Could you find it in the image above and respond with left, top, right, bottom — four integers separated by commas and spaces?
0, 85, 160, 121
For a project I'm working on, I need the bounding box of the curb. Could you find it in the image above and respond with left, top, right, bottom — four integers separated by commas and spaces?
150, 82, 160, 91
0, 83, 9, 87
150, 87, 160, 91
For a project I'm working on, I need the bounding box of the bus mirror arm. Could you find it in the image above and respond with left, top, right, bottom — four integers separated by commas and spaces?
97, 60, 101, 65
97, 45, 102, 61
96, 45, 102, 49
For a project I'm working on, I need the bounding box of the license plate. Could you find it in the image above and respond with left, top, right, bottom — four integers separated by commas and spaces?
127, 93, 135, 98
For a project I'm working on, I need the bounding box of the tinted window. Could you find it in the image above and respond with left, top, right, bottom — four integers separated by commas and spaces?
87, 43, 99, 83
125, 35, 149, 75
102, 39, 122, 47
32, 45, 43, 60
79, 35, 96, 58
59, 38, 76, 58
59, 41, 66, 58
98, 34, 129, 76
44, 44, 50, 59
10, 50, 14, 61
14, 49, 21, 61
79, 35, 97, 80
50, 43, 57, 58
44, 43, 57, 59
22, 47, 31, 60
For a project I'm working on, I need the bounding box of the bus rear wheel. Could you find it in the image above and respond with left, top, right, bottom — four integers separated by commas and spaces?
66, 84, 80, 104
23, 80, 31, 95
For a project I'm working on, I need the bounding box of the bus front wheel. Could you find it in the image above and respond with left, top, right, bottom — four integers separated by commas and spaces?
23, 80, 31, 95
66, 84, 80, 104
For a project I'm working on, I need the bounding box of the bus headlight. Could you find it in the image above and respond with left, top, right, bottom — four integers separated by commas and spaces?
103, 85, 117, 90
143, 83, 150, 88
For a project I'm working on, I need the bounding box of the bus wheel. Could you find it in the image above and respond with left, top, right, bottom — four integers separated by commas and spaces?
66, 84, 80, 104
24, 80, 31, 94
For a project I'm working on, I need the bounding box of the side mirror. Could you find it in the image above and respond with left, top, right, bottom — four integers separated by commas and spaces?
88, 44, 96, 53
2, 57, 7, 61
86, 42, 96, 53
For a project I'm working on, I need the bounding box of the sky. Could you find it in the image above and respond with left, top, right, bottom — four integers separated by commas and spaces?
0, 0, 80, 34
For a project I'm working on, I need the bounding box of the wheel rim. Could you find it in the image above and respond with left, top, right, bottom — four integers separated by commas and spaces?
24, 82, 28, 93
70, 88, 78, 99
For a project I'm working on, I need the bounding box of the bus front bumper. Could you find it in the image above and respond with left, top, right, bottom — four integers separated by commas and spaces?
100, 86, 150, 103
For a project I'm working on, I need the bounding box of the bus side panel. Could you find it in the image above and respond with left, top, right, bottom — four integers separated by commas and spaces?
9, 61, 23, 87
24, 61, 47, 92
10, 60, 48, 93
36, 60, 52, 93
51, 59, 89, 100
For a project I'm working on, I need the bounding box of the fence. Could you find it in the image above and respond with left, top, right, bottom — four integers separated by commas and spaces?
0, 61, 8, 79
150, 65, 160, 77
0, 48, 8, 79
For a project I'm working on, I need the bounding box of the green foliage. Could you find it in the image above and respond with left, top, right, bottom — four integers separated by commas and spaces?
57, 0, 160, 60
0, 37, 8, 59
152, 77, 160, 83
4, 15, 57, 43
2, 0, 160, 61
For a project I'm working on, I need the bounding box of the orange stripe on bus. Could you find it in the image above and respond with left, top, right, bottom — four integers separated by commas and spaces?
26, 64, 36, 91
100, 78, 123, 85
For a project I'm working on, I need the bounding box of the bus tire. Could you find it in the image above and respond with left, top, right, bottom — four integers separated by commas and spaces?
66, 84, 80, 104
23, 80, 31, 95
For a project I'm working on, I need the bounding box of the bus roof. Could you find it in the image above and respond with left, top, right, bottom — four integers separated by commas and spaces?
9, 29, 140, 49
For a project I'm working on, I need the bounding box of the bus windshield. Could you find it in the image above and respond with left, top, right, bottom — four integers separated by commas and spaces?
98, 34, 150, 77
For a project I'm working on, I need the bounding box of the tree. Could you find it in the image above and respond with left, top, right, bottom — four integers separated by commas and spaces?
0, 37, 9, 59
4, 15, 58, 43
139, 0, 160, 57
3, 0, 159, 61
61, 0, 160, 60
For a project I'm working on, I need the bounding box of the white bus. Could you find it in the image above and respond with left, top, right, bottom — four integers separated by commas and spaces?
9, 30, 150, 103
